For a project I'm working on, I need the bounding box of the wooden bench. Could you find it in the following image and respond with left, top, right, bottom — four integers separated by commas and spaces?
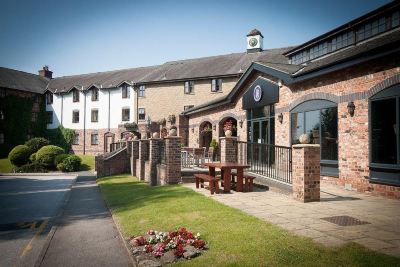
231, 174, 256, 192
194, 174, 220, 194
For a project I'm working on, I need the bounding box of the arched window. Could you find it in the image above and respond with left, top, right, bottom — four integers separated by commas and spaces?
291, 99, 338, 176
369, 84, 400, 185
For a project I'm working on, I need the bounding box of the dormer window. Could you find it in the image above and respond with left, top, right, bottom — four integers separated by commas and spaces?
184, 81, 194, 94
46, 93, 53, 105
91, 88, 99, 101
139, 85, 145, 97
73, 89, 80, 102
122, 85, 130, 98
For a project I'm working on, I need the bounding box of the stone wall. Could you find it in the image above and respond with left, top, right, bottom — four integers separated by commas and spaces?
95, 147, 130, 178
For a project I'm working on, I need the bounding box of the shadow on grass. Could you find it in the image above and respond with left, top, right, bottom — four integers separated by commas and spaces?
79, 164, 91, 171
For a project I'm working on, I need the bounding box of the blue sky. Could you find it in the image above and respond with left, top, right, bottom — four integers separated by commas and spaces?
0, 0, 392, 77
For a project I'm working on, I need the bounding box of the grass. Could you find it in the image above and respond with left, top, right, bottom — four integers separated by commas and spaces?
0, 158, 13, 173
77, 154, 95, 171
98, 175, 400, 267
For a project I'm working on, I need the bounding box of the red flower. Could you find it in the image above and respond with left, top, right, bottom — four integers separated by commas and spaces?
175, 243, 184, 257
187, 231, 194, 239
193, 239, 206, 249
145, 244, 153, 253
169, 231, 178, 238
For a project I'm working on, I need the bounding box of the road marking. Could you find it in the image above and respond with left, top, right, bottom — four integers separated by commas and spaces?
20, 219, 48, 258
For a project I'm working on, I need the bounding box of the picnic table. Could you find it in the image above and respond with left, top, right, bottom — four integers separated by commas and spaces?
204, 162, 250, 193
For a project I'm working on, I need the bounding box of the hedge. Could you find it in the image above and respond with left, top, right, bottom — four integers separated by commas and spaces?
36, 145, 65, 168
8, 145, 31, 167
25, 137, 50, 153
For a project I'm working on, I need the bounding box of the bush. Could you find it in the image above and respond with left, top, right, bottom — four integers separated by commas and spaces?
58, 155, 81, 172
29, 152, 36, 162
54, 154, 69, 166
36, 145, 65, 168
8, 145, 31, 167
14, 162, 47, 173
25, 137, 50, 153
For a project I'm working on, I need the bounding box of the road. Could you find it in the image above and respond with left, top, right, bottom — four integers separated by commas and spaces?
0, 175, 76, 267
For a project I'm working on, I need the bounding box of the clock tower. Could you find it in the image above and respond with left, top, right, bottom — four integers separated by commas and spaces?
246, 29, 263, 53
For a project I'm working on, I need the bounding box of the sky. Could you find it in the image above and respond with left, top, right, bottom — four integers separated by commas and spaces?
0, 0, 392, 77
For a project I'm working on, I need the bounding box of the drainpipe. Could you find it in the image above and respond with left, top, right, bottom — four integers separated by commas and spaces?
83, 91, 87, 155
61, 93, 64, 125
108, 90, 111, 131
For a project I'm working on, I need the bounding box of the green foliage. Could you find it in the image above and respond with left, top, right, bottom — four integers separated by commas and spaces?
29, 152, 36, 162
46, 126, 75, 152
210, 139, 218, 150
15, 162, 47, 173
8, 145, 31, 167
0, 94, 46, 157
36, 145, 65, 168
57, 155, 81, 172
25, 137, 50, 153
0, 158, 13, 173
54, 153, 69, 166
77, 154, 95, 171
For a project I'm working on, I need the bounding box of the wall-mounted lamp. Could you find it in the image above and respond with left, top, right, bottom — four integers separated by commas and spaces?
347, 101, 355, 117
239, 120, 243, 128
278, 113, 283, 124
213, 124, 216, 131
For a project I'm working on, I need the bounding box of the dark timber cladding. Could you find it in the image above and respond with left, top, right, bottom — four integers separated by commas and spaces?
242, 77, 279, 109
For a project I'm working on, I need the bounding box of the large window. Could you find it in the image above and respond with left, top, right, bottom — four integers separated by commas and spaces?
139, 85, 145, 97
291, 100, 338, 176
184, 81, 194, 94
73, 133, 79, 145
91, 88, 99, 101
72, 110, 79, 123
211, 79, 222, 92
122, 85, 130, 98
370, 85, 400, 185
122, 108, 130, 121
73, 89, 80, 102
91, 133, 99, 145
91, 109, 98, 122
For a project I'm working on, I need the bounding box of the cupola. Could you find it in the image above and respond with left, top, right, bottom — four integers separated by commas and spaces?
246, 29, 264, 53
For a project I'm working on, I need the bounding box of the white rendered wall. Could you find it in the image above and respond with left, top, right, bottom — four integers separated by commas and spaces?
46, 93, 62, 129
62, 90, 85, 130
109, 86, 136, 128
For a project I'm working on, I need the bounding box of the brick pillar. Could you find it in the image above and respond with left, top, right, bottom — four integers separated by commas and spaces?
219, 137, 237, 163
164, 136, 181, 184
130, 140, 139, 176
149, 138, 162, 186
292, 144, 321, 202
137, 140, 149, 181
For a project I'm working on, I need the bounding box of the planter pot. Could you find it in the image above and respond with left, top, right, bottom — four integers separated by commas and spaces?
225, 130, 232, 137
169, 128, 177, 137
299, 133, 310, 144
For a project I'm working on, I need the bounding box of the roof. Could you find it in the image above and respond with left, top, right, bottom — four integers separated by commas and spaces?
47, 47, 294, 93
0, 67, 49, 94
247, 29, 264, 38
183, 28, 400, 116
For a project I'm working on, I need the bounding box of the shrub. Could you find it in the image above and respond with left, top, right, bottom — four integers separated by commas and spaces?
59, 155, 81, 172
14, 162, 47, 173
25, 137, 50, 153
8, 145, 31, 167
29, 152, 36, 162
54, 154, 69, 166
36, 145, 65, 168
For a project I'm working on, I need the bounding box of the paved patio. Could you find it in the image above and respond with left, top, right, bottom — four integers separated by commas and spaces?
183, 181, 400, 257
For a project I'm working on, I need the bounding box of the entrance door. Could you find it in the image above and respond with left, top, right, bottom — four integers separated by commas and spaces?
251, 120, 270, 144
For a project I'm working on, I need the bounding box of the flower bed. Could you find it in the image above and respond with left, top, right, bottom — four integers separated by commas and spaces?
128, 228, 207, 266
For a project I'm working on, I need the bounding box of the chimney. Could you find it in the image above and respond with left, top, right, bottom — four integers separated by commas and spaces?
38, 66, 53, 79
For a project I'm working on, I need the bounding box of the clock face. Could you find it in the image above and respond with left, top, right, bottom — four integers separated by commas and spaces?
249, 37, 258, 47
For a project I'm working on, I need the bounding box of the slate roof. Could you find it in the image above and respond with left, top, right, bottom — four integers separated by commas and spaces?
0, 67, 49, 94
247, 29, 264, 37
47, 47, 294, 93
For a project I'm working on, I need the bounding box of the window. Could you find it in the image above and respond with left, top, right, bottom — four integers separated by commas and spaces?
184, 105, 194, 111
122, 85, 130, 98
309, 42, 328, 60
291, 100, 338, 176
73, 133, 79, 145
72, 110, 79, 123
47, 111, 53, 124
31, 112, 38, 122
122, 108, 130, 121
91, 133, 99, 145
46, 93, 53, 104
138, 108, 145, 120
91, 88, 99, 101
393, 11, 400, 28
184, 81, 194, 94
331, 31, 354, 51
357, 17, 386, 41
73, 89, 80, 102
370, 85, 400, 185
211, 79, 222, 92
91, 109, 98, 122
139, 85, 145, 97
0, 133, 4, 144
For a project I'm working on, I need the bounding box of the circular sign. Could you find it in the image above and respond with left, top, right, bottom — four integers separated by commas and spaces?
253, 85, 262, 102
249, 37, 258, 47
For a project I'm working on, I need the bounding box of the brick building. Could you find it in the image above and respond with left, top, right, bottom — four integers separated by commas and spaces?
183, 2, 400, 198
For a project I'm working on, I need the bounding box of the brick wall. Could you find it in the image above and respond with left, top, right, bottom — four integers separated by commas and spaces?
162, 137, 181, 184
95, 147, 130, 178
219, 137, 237, 163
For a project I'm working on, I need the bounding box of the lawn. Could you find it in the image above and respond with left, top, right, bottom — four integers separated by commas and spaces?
0, 158, 13, 173
97, 175, 400, 267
